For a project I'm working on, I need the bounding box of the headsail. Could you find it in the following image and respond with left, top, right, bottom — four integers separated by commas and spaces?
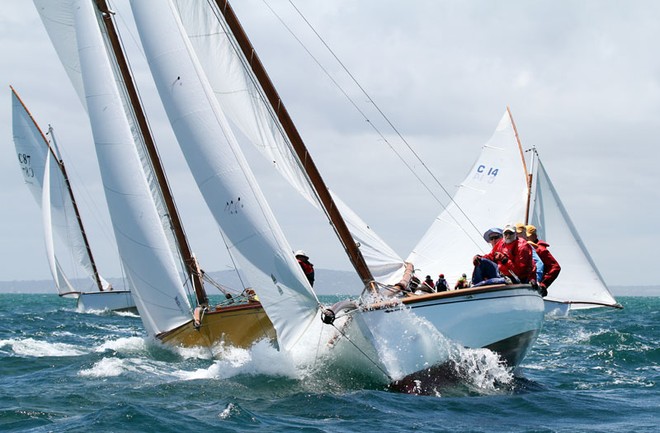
530, 157, 619, 308
41, 151, 76, 294
34, 0, 192, 335
130, 0, 319, 350
406, 109, 529, 285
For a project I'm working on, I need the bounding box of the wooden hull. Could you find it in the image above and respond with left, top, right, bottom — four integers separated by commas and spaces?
158, 302, 276, 349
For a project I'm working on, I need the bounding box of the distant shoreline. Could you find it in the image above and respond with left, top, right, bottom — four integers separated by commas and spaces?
0, 272, 658, 297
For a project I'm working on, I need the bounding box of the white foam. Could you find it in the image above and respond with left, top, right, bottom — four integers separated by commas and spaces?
79, 357, 125, 377
95, 336, 147, 354
218, 403, 236, 420
173, 339, 296, 380
0, 338, 87, 357
114, 310, 139, 318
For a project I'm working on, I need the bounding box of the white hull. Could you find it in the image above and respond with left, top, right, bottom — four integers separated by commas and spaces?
347, 284, 544, 384
76, 290, 136, 313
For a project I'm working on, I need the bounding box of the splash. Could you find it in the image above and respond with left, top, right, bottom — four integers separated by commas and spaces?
448, 346, 514, 391
173, 339, 297, 381
388, 346, 514, 396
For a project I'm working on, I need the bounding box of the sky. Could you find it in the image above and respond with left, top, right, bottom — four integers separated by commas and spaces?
0, 0, 658, 287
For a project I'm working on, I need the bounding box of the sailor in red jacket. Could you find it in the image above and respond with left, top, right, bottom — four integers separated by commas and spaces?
526, 225, 561, 294
295, 250, 315, 287
476, 224, 536, 284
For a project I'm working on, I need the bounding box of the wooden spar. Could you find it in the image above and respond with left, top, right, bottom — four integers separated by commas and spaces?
506, 106, 533, 224
93, 1, 208, 305
214, 0, 375, 288
524, 150, 537, 225
10, 86, 105, 293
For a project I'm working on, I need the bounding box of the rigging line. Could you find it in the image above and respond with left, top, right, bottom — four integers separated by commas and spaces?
329, 320, 392, 381
215, 226, 251, 294
202, 272, 235, 297
45, 126, 118, 250
313, 317, 324, 370
285, 0, 486, 241
261, 0, 444, 205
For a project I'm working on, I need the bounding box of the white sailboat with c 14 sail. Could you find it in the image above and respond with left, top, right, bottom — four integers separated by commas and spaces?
129, 0, 545, 389
11, 86, 135, 313
33, 0, 275, 351
408, 107, 620, 316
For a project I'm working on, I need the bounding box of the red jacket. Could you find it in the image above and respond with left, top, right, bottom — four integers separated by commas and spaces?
483, 237, 536, 283
530, 240, 561, 287
297, 258, 315, 286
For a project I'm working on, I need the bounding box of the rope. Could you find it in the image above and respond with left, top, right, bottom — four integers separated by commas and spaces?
328, 317, 393, 382
283, 0, 486, 246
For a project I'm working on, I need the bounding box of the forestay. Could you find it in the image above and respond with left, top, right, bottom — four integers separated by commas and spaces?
130, 0, 320, 350
406, 110, 530, 286
529, 158, 618, 308
34, 0, 192, 335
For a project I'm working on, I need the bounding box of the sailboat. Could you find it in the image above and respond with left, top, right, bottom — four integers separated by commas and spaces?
11, 86, 135, 313
408, 107, 621, 316
128, 0, 545, 387
32, 0, 275, 350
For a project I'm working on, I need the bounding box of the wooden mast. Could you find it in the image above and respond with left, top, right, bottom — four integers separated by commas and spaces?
93, 1, 208, 305
507, 106, 533, 224
10, 85, 105, 293
214, 0, 375, 288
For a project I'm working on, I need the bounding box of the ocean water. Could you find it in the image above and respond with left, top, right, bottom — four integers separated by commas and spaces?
0, 294, 657, 433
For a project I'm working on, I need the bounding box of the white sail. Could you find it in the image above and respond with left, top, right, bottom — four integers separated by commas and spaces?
407, 110, 529, 286
169, 0, 404, 284
530, 158, 618, 309
34, 0, 192, 335
11, 88, 99, 295
30, 1, 87, 112
41, 151, 76, 294
33, 1, 176, 260
130, 0, 319, 350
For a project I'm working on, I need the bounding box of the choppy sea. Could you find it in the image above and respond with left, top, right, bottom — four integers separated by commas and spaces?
0, 293, 657, 432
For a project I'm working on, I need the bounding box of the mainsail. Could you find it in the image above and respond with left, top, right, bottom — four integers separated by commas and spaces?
11, 87, 107, 296
34, 0, 192, 335
130, 0, 319, 350
407, 109, 530, 286
167, 0, 405, 284
529, 157, 619, 309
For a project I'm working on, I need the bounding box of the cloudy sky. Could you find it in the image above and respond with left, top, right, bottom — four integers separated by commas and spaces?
0, 0, 658, 288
